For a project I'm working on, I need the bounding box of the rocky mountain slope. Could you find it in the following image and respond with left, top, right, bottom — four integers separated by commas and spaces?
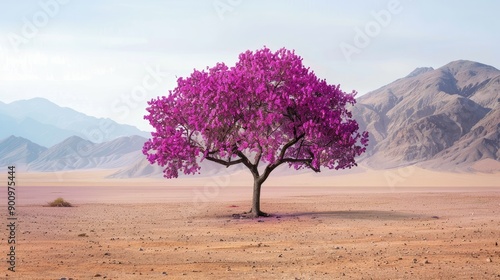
0, 136, 47, 167
354, 60, 499, 171
0, 135, 147, 172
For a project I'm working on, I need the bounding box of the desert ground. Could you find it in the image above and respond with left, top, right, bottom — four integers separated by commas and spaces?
3, 167, 500, 279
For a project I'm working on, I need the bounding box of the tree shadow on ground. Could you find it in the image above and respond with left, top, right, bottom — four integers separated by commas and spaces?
282, 210, 428, 220
234, 210, 429, 221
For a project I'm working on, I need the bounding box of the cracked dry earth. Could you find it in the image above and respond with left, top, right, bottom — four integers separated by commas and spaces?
4, 190, 500, 279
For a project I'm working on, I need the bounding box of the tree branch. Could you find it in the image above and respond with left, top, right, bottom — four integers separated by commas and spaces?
236, 150, 257, 173
277, 133, 305, 162
259, 156, 319, 183
205, 156, 244, 167
258, 133, 307, 182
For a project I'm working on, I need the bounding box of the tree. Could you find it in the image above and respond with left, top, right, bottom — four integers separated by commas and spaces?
143, 47, 369, 217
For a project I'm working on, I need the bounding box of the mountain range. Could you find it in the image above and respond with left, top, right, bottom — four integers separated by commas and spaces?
0, 60, 498, 177
0, 135, 146, 172
354, 60, 499, 171
0, 97, 149, 147
0, 134, 225, 178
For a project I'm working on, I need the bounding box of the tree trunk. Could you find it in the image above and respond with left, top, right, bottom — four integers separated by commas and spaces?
251, 179, 262, 216
250, 178, 268, 217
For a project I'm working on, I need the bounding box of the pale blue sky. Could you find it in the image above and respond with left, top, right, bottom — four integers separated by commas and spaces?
1, 0, 499, 130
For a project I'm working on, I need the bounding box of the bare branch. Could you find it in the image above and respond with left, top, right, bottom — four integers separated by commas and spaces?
205, 156, 244, 167
259, 133, 308, 182
277, 133, 305, 162
236, 150, 259, 177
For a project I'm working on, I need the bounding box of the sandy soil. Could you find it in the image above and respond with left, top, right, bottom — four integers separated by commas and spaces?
4, 185, 500, 279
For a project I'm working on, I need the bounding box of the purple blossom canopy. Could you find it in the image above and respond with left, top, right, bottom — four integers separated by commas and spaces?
143, 47, 368, 179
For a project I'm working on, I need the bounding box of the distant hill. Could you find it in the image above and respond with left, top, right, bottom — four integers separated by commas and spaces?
354, 60, 500, 171
0, 98, 149, 147
27, 135, 147, 171
0, 136, 47, 167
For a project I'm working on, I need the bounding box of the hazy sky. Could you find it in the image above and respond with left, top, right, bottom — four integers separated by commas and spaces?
0, 0, 499, 130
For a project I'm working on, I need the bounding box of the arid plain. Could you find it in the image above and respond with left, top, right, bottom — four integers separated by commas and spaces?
4, 167, 500, 279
